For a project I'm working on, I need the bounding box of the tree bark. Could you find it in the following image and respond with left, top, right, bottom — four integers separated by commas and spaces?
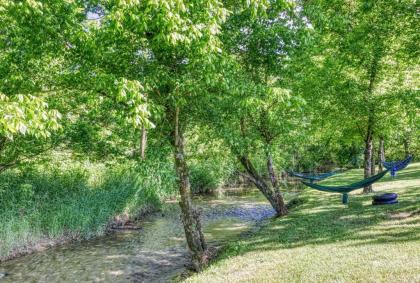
140, 126, 147, 160
378, 137, 385, 172
363, 121, 373, 193
363, 51, 379, 193
238, 115, 287, 216
371, 138, 376, 175
266, 153, 288, 216
173, 107, 207, 271
238, 154, 287, 216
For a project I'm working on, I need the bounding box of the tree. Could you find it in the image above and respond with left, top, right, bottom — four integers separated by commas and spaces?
301, 0, 418, 192
196, 55, 304, 216
0, 1, 83, 172
2, 0, 273, 270
68, 0, 284, 270
201, 2, 307, 216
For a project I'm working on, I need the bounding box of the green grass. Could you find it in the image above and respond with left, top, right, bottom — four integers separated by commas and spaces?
186, 163, 420, 282
0, 159, 176, 261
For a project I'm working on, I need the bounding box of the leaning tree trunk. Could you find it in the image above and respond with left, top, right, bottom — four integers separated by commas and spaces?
237, 116, 287, 216
378, 137, 385, 172
266, 153, 288, 216
363, 122, 374, 193
173, 107, 207, 271
238, 154, 287, 217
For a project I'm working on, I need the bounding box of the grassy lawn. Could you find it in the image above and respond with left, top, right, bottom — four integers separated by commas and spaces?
186, 163, 420, 282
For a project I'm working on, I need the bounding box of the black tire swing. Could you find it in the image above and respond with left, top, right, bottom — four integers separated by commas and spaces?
372, 193, 398, 205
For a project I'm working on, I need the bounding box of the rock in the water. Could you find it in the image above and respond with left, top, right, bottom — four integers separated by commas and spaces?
0, 272, 10, 279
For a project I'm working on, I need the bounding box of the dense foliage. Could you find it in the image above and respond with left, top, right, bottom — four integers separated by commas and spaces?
0, 0, 418, 269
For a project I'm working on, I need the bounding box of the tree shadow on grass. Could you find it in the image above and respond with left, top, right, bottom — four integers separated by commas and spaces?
220, 172, 420, 259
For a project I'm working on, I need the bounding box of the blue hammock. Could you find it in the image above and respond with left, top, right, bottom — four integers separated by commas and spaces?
302, 170, 389, 204
382, 155, 413, 177
289, 170, 340, 183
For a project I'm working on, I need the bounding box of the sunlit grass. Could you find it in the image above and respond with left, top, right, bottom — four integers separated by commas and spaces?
185, 163, 420, 282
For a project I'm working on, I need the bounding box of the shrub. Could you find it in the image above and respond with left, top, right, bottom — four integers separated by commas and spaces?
189, 161, 235, 194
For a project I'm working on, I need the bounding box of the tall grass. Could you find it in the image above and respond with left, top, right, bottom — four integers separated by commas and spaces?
0, 159, 176, 260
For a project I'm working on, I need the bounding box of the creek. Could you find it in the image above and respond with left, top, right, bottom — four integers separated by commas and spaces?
0, 189, 285, 282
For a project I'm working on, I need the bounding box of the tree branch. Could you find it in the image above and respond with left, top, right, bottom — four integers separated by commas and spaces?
238, 171, 257, 184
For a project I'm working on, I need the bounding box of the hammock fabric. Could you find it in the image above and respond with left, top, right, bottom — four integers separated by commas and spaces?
382, 155, 413, 177
289, 171, 339, 183
302, 170, 389, 204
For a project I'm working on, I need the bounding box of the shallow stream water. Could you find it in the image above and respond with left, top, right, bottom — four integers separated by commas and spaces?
0, 189, 280, 282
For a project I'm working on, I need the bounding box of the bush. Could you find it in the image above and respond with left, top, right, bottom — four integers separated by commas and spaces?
189, 161, 234, 194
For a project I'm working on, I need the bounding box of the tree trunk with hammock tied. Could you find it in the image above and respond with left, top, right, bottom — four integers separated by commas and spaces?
378, 137, 385, 172
363, 117, 374, 193
371, 139, 376, 176
363, 49, 380, 194
172, 107, 207, 271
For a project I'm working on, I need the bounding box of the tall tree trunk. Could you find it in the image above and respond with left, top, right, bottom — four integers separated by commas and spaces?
363, 120, 374, 193
173, 107, 207, 271
238, 154, 287, 216
363, 51, 379, 193
371, 138, 376, 175
266, 153, 288, 216
378, 137, 385, 172
140, 126, 147, 160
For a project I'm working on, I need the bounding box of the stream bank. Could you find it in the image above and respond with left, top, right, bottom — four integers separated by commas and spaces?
0, 189, 284, 282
